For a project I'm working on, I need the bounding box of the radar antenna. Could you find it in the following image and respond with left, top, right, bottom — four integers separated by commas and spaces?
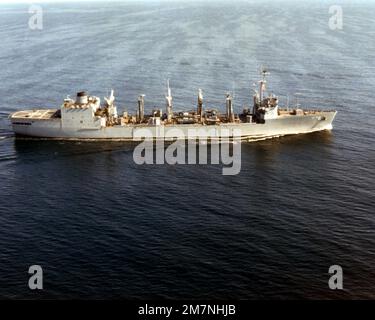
104, 89, 115, 107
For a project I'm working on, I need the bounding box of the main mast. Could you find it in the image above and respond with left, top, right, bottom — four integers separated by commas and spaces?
259, 68, 269, 102
165, 79, 173, 122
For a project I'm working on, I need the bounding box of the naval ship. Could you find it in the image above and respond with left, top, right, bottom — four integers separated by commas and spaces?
9, 70, 337, 141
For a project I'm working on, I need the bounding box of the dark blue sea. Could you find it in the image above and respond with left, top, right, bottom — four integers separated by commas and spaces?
0, 0, 374, 299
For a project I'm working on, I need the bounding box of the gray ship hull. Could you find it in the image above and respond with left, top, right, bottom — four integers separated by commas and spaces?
10, 111, 337, 141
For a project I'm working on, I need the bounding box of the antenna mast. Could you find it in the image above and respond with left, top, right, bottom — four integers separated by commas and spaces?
259, 67, 270, 102
166, 79, 173, 122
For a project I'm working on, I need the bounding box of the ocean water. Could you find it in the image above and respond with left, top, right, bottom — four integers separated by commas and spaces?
0, 0, 374, 299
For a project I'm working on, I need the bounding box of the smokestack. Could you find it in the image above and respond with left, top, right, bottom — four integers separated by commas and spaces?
76, 91, 88, 105
138, 95, 145, 123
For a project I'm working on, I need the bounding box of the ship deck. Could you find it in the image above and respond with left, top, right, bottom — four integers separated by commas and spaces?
10, 109, 59, 120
